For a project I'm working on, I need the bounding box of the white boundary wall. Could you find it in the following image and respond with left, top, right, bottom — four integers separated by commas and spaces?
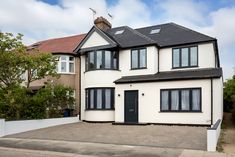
207, 119, 221, 151
0, 116, 80, 137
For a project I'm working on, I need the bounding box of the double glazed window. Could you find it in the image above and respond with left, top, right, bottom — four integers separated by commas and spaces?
173, 46, 198, 68
160, 88, 201, 112
86, 50, 118, 71
86, 88, 115, 110
131, 48, 147, 69
57, 55, 75, 73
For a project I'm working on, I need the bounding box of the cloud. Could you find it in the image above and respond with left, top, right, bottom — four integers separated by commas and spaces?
0, 0, 234, 79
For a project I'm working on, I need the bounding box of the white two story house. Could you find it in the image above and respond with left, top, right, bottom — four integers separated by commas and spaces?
75, 17, 223, 126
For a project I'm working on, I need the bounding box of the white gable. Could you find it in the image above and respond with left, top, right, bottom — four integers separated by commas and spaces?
81, 31, 110, 49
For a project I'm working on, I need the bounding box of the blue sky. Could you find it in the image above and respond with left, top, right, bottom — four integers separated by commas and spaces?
0, 0, 234, 79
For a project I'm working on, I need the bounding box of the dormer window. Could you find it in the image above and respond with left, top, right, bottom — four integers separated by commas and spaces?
86, 50, 118, 71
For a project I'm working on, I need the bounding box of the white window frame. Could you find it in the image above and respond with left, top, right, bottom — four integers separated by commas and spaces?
57, 55, 75, 74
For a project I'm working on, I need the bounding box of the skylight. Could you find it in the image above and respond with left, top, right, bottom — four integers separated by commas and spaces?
115, 30, 124, 35
150, 28, 161, 34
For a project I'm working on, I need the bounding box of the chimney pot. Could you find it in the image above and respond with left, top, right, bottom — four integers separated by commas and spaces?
94, 16, 112, 31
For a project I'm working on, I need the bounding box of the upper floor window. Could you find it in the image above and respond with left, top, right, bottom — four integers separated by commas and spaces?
131, 48, 147, 69
57, 55, 75, 74
86, 50, 118, 71
160, 88, 201, 112
172, 46, 198, 68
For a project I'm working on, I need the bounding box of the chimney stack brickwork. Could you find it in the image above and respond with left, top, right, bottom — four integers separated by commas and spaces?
94, 16, 112, 31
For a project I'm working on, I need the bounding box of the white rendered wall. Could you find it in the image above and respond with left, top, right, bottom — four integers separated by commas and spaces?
115, 79, 212, 125
159, 43, 216, 72
119, 46, 158, 76
81, 31, 109, 49
0, 116, 80, 137
80, 55, 121, 121
213, 77, 223, 123
84, 111, 115, 121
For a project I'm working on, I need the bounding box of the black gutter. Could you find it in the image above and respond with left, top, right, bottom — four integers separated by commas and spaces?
211, 78, 213, 125
79, 54, 81, 120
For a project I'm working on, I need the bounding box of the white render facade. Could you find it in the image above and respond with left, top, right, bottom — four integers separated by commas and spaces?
77, 19, 223, 126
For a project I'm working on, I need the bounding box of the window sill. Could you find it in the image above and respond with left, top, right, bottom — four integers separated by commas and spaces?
57, 72, 76, 75
159, 111, 202, 113
84, 69, 120, 73
85, 109, 115, 111
172, 66, 198, 69
130, 67, 147, 70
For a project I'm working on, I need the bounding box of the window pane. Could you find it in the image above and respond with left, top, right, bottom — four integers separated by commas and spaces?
96, 51, 102, 69
69, 62, 74, 73
89, 52, 95, 70
131, 50, 138, 68
61, 62, 66, 72
90, 89, 94, 109
181, 90, 190, 110
190, 47, 197, 66
69, 57, 74, 61
105, 51, 111, 69
105, 89, 111, 109
139, 49, 146, 68
173, 49, 180, 67
192, 89, 200, 111
181, 48, 189, 67
96, 89, 102, 109
171, 90, 179, 110
113, 51, 118, 69
161, 91, 169, 110
61, 56, 66, 61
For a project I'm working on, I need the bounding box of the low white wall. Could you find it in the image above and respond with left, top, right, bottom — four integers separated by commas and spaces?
207, 119, 221, 151
0, 116, 80, 137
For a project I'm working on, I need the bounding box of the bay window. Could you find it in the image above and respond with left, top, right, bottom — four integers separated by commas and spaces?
86, 50, 118, 71
57, 55, 75, 74
160, 88, 201, 112
86, 88, 115, 110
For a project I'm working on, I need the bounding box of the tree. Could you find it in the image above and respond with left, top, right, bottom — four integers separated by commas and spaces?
224, 75, 235, 112
0, 32, 27, 88
25, 50, 59, 88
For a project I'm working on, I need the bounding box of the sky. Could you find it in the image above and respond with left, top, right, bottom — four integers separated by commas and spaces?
0, 0, 234, 80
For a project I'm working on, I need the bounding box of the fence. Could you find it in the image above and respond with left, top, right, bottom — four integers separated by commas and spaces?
207, 119, 221, 151
0, 116, 80, 137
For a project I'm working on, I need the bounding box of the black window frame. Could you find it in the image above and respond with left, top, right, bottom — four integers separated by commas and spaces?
85, 50, 119, 71
172, 46, 198, 69
160, 88, 202, 112
131, 48, 147, 70
85, 88, 115, 110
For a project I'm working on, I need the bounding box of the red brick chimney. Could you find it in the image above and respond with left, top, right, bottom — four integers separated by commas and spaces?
94, 16, 112, 31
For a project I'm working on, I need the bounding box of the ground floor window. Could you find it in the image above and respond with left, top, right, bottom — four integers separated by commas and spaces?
85, 88, 114, 110
160, 88, 201, 112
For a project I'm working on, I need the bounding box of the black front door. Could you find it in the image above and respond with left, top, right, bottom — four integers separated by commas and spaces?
124, 90, 138, 123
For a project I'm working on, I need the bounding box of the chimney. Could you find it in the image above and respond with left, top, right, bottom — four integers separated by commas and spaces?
94, 16, 112, 31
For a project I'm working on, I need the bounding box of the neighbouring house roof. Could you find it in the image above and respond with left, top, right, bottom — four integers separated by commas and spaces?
114, 68, 222, 84
29, 34, 86, 54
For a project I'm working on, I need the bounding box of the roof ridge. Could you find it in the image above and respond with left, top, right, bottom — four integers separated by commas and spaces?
134, 23, 172, 30
169, 22, 216, 40
32, 34, 86, 46
125, 26, 156, 43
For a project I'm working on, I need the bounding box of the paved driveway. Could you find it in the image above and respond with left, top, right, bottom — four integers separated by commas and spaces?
6, 123, 207, 150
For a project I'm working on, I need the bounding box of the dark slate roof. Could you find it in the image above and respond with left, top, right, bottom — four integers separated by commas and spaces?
103, 22, 215, 48
105, 26, 156, 48
114, 68, 222, 84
